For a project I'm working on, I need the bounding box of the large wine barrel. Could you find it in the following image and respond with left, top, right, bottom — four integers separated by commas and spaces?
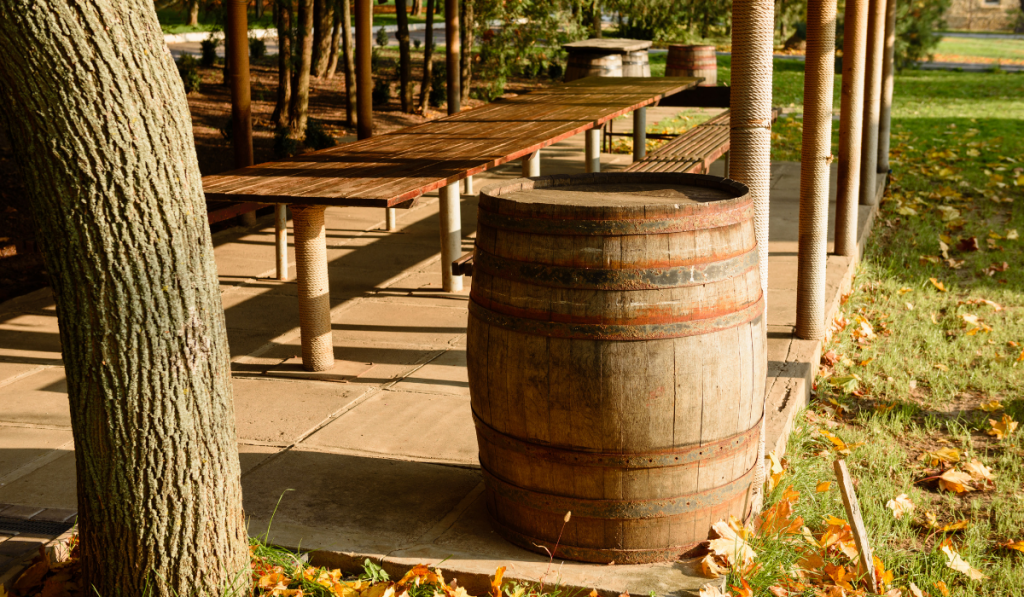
666, 44, 718, 87
468, 172, 766, 565
564, 53, 623, 82
622, 50, 651, 77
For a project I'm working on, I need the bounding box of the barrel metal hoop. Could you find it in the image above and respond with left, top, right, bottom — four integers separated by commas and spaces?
486, 514, 700, 565
474, 410, 762, 469
468, 297, 764, 341
482, 462, 757, 520
473, 248, 758, 290
476, 205, 752, 237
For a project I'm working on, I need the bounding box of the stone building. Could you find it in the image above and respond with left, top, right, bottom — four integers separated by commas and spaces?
945, 0, 1019, 31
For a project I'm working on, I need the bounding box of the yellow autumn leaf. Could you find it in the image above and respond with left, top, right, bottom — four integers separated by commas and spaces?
963, 458, 995, 481
699, 554, 729, 578
1016, 174, 1024, 187
934, 581, 950, 596
980, 400, 1003, 412
885, 493, 915, 519
708, 517, 757, 568
1007, 229, 1019, 240
816, 481, 831, 493
938, 468, 975, 494
941, 520, 970, 532
909, 582, 925, 597
920, 447, 960, 465
929, 278, 947, 292
899, 287, 914, 294
987, 414, 1018, 439
698, 583, 728, 597
1001, 540, 1024, 553
940, 538, 988, 580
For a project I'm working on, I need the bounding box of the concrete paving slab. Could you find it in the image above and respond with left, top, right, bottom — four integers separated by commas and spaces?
0, 426, 73, 480
239, 444, 282, 475
305, 388, 476, 465
222, 290, 302, 333
0, 288, 56, 317
329, 300, 467, 349
258, 343, 441, 386
391, 350, 469, 397
0, 363, 50, 389
242, 449, 481, 556
371, 272, 472, 309
767, 288, 798, 328
0, 451, 76, 510
0, 368, 69, 428
232, 377, 374, 444
0, 314, 63, 366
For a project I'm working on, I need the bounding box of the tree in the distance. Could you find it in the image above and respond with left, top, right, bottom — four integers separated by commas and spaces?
396, 0, 414, 112
290, 0, 315, 135
419, 0, 436, 113
0, 1, 249, 595
273, 0, 293, 128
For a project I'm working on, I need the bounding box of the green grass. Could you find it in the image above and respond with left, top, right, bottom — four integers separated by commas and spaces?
934, 36, 1024, 63
717, 61, 1024, 597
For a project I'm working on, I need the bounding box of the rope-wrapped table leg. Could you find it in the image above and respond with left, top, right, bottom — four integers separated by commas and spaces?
440, 182, 464, 292
730, 0, 774, 516
877, 0, 897, 173
859, 0, 886, 206
521, 150, 541, 177
633, 107, 647, 162
275, 204, 289, 281
585, 126, 601, 173
835, 0, 869, 256
796, 0, 837, 342
292, 205, 335, 372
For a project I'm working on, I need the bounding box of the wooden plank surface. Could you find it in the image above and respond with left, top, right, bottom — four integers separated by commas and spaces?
202, 77, 700, 208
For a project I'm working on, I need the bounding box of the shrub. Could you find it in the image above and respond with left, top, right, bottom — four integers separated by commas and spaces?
376, 26, 389, 48
305, 119, 336, 150
428, 62, 446, 108
200, 37, 219, 67
547, 61, 564, 81
177, 53, 202, 94
249, 37, 267, 61
273, 127, 301, 158
372, 78, 392, 106
413, 38, 422, 50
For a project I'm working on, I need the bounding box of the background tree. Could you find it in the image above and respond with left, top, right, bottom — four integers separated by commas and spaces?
342, 0, 357, 127
187, 0, 200, 25
273, 0, 293, 128
419, 0, 436, 113
396, 0, 414, 112
460, 0, 473, 102
326, 0, 342, 78
0, 1, 249, 595
290, 0, 315, 135
312, 0, 335, 77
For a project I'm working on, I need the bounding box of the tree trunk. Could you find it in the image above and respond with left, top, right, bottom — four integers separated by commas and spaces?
411, 0, 421, 16
256, 0, 263, 18
590, 0, 601, 37
187, 0, 200, 26
419, 0, 435, 113
396, 0, 413, 112
326, 0, 342, 79
290, 0, 314, 135
342, 0, 357, 127
312, 0, 335, 77
460, 0, 472, 102
273, 0, 293, 128
0, 2, 249, 596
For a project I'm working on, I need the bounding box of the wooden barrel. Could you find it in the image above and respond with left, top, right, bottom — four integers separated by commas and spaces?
666, 44, 718, 86
564, 52, 622, 82
622, 50, 651, 77
468, 172, 766, 565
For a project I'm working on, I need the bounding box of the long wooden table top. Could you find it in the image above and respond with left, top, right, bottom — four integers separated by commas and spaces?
201, 76, 701, 208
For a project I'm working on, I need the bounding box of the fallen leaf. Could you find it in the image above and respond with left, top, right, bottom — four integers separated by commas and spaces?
920, 447, 960, 466
816, 481, 831, 493
699, 554, 728, 578
963, 459, 995, 481
698, 584, 728, 597
987, 414, 1018, 439
899, 287, 914, 294
938, 468, 975, 494
941, 520, 970, 533
940, 538, 988, 580
1001, 540, 1024, 553
929, 278, 947, 292
886, 494, 915, 519
1007, 229, 1019, 240
980, 400, 1003, 412
908, 583, 925, 597
934, 581, 950, 597
708, 518, 757, 568
768, 587, 788, 597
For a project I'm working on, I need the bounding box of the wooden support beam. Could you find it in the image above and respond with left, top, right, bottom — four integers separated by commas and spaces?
834, 459, 879, 593
355, 0, 373, 140
632, 107, 647, 162
445, 0, 460, 115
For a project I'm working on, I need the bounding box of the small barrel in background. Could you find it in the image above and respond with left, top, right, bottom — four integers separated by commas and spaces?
622, 50, 651, 77
564, 53, 623, 82
666, 44, 718, 86
468, 172, 766, 564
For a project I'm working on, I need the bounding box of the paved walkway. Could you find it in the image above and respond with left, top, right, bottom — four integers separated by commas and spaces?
0, 107, 877, 594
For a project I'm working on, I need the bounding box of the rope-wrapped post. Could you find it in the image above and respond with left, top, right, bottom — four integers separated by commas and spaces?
439, 182, 464, 292
585, 125, 601, 173
859, 0, 886, 206
292, 205, 335, 372
730, 0, 774, 516
796, 0, 838, 341
877, 0, 897, 173
633, 107, 647, 162
521, 150, 541, 177
834, 0, 870, 256
275, 204, 289, 281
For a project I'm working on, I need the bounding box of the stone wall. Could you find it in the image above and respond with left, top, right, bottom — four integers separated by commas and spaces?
945, 0, 1018, 30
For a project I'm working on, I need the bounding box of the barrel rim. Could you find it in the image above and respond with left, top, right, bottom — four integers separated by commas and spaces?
478, 172, 750, 220
667, 43, 718, 51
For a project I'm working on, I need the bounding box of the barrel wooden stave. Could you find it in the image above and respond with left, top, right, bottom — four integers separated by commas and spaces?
467, 173, 765, 563
622, 50, 651, 77
564, 52, 623, 82
666, 44, 718, 86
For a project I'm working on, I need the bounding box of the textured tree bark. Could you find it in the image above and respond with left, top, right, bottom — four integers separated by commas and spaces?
290, 0, 315, 135
312, 0, 335, 77
187, 0, 200, 26
396, 0, 413, 112
326, 2, 342, 79
418, 0, 435, 114
411, 0, 422, 15
0, 1, 249, 595
342, 0, 357, 128
273, 0, 293, 128
460, 0, 472, 102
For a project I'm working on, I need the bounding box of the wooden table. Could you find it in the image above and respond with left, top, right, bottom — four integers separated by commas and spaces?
202, 76, 701, 371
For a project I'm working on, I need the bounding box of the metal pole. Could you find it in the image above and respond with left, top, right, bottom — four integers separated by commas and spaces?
275, 205, 289, 281
521, 150, 541, 177
445, 0, 461, 115
439, 183, 463, 292
464, 175, 474, 195
355, 0, 373, 140
877, 0, 897, 173
796, 0, 837, 341
292, 205, 335, 372
585, 126, 601, 173
834, 0, 869, 257
859, 0, 886, 206
633, 107, 647, 162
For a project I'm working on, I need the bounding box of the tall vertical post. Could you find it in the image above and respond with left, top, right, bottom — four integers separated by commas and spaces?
585, 126, 601, 173
439, 183, 463, 292
521, 150, 541, 177
835, 0, 869, 256
226, 0, 258, 228
633, 107, 647, 162
877, 0, 897, 173
729, 0, 773, 517
796, 0, 837, 341
355, 0, 373, 140
445, 0, 461, 115
859, 0, 886, 206
275, 205, 289, 281
292, 206, 335, 372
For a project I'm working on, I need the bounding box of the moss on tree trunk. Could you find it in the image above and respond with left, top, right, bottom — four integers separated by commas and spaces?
0, 1, 249, 595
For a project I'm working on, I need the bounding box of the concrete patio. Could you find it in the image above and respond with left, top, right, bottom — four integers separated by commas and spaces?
0, 107, 878, 594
